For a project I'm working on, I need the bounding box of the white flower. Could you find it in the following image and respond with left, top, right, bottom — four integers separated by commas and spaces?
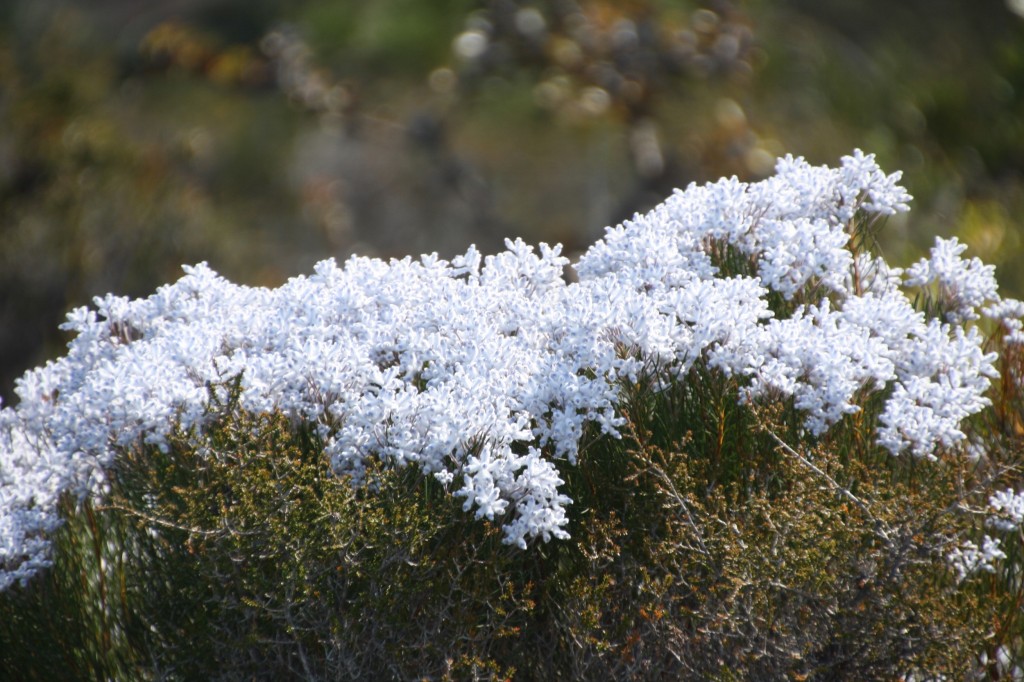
948, 535, 1006, 581
983, 298, 1024, 345
987, 488, 1024, 532
0, 150, 1008, 590
906, 236, 999, 322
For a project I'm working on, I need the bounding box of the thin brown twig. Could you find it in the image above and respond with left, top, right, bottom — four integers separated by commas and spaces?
96, 502, 249, 537
755, 415, 894, 549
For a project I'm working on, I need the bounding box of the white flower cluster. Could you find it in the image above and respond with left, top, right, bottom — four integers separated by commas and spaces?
948, 535, 1007, 582
946, 488, 1024, 583
986, 488, 1024, 533
984, 298, 1024, 345
906, 236, 999, 323
1, 150, 1017, 591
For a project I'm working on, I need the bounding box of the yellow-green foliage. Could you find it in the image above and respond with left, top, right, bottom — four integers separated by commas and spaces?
5, 348, 1024, 680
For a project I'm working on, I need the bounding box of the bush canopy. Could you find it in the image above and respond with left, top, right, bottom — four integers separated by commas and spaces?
3, 152, 1024, 679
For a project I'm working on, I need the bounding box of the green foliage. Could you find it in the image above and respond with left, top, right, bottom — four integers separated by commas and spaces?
5, 342, 1023, 679
0, 496, 141, 680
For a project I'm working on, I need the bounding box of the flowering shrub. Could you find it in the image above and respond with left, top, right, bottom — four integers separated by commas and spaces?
3, 151, 1024, 678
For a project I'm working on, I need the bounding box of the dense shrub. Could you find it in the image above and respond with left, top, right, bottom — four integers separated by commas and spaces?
3, 152, 1024, 679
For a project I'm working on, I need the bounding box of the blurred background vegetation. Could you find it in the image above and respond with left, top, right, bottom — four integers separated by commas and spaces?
2, 0, 1023, 403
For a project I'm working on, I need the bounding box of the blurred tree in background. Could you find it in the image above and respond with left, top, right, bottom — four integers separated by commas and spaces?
2, 0, 1023, 403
